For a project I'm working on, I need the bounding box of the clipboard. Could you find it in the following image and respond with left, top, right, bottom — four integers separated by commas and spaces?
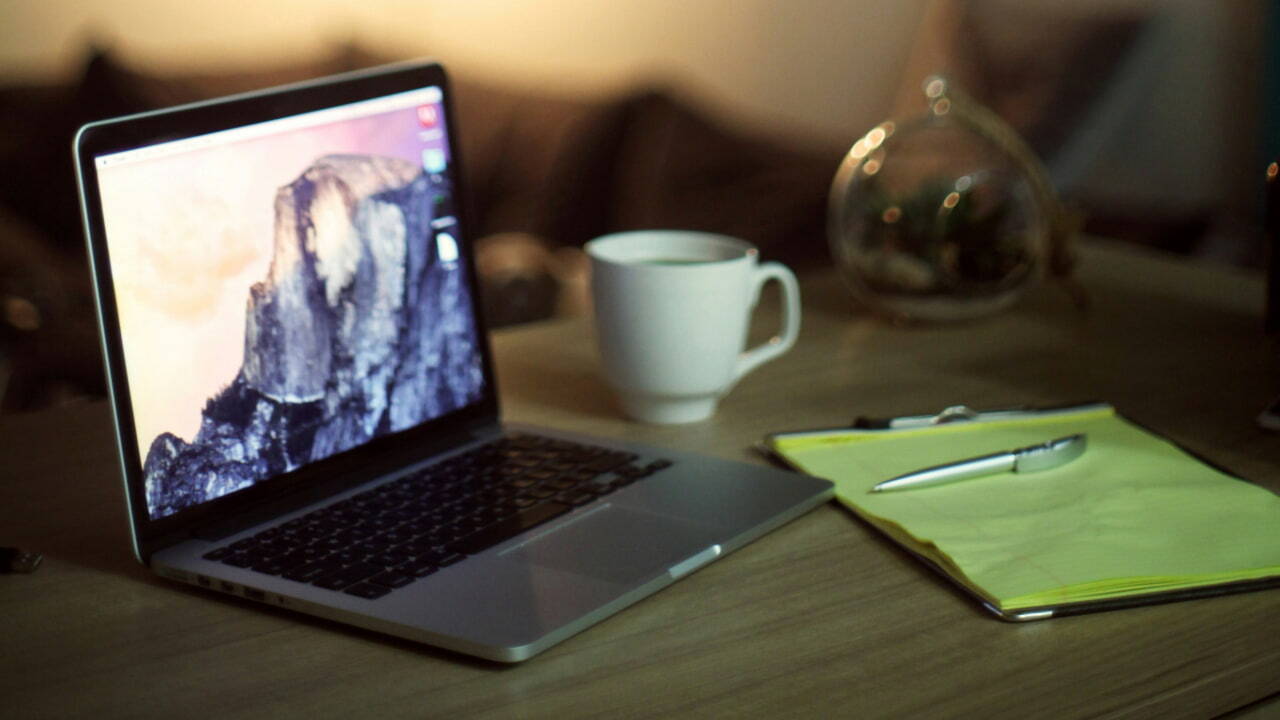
762, 403, 1280, 621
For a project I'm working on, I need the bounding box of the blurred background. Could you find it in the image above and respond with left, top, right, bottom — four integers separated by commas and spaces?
0, 0, 1274, 413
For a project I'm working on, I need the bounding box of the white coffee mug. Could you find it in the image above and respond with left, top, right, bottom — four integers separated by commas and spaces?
586, 230, 801, 423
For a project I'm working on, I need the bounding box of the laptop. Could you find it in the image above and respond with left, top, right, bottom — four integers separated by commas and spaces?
73, 60, 833, 663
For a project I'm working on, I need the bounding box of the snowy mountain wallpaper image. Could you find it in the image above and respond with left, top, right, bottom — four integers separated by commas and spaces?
96, 106, 484, 518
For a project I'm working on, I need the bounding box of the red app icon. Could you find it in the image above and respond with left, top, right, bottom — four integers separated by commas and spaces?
416, 105, 439, 128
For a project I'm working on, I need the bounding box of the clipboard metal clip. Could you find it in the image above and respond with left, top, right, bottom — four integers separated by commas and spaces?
853, 402, 1107, 430
931, 405, 982, 424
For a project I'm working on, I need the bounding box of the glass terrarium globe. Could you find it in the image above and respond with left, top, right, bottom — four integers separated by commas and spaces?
828, 80, 1053, 322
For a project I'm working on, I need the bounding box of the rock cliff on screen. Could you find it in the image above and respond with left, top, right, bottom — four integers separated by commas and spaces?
143, 154, 484, 518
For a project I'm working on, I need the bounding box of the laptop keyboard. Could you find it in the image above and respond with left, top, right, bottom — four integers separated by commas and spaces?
200, 433, 673, 599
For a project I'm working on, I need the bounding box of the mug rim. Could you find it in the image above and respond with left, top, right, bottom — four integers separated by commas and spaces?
585, 230, 757, 267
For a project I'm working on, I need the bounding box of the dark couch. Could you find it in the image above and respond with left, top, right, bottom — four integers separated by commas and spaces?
0, 47, 839, 412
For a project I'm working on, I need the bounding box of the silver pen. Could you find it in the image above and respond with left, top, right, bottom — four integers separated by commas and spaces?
868, 434, 1087, 493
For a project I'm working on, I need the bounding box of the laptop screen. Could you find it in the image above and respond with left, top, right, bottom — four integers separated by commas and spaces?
91, 83, 487, 520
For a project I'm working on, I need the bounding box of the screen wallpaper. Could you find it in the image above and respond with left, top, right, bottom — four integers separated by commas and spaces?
95, 89, 486, 519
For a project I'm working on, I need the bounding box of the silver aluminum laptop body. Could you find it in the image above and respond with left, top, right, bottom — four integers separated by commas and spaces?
74, 60, 833, 662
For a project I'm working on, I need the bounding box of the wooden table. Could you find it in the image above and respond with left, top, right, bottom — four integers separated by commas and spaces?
3, 239, 1278, 718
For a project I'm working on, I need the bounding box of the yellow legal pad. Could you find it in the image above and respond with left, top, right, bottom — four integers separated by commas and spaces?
765, 404, 1280, 619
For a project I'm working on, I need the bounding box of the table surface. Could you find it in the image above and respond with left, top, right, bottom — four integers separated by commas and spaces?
3, 239, 1278, 719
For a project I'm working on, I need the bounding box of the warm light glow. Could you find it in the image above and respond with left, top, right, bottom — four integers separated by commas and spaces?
925, 78, 946, 99
942, 191, 960, 209
3, 296, 41, 331
881, 206, 902, 223
2, 1, 929, 153
1269, 162, 1279, 181
862, 159, 881, 176
853, 121, 896, 161
932, 98, 951, 116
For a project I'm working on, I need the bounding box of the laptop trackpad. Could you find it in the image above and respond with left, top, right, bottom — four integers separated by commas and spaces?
500, 504, 720, 586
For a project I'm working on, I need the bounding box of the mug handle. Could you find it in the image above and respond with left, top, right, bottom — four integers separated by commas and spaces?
734, 261, 801, 383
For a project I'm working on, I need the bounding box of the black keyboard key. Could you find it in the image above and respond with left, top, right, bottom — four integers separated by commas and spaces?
285, 526, 323, 544
367, 551, 410, 568
355, 535, 392, 551
270, 551, 313, 572
298, 545, 329, 562
397, 516, 438, 535
413, 530, 454, 548
402, 535, 443, 554
584, 476, 620, 495
368, 571, 415, 589
450, 501, 571, 555
222, 553, 255, 568
326, 550, 364, 567
343, 583, 391, 599
407, 549, 464, 567
545, 476, 580, 491
447, 515, 484, 534
555, 489, 595, 507
382, 529, 415, 546
254, 537, 296, 557
250, 559, 289, 576
313, 562, 382, 591
351, 540, 386, 557
472, 505, 504, 522
315, 537, 348, 553
490, 484, 520, 499
497, 465, 524, 478
611, 474, 637, 487
202, 547, 230, 561
282, 557, 344, 583
583, 452, 638, 474
385, 507, 420, 523
615, 464, 649, 480
399, 558, 440, 578
565, 467, 603, 483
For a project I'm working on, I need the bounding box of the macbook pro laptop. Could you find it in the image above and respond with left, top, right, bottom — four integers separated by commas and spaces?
73, 60, 833, 662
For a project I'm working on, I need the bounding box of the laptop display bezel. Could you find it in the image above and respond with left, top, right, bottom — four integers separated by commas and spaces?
74, 61, 501, 559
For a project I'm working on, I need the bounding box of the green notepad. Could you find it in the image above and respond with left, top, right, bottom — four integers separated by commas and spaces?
765, 404, 1280, 619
